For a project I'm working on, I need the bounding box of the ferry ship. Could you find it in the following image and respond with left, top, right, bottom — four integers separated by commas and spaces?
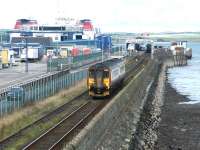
11, 18, 99, 42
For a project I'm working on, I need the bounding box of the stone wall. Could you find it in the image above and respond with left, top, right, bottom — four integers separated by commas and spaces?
129, 62, 167, 149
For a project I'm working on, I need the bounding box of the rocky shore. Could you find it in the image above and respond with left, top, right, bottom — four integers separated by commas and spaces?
155, 81, 200, 150
130, 65, 200, 150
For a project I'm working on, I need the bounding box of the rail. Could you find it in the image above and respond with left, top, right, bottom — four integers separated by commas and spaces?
0, 91, 88, 149
22, 101, 102, 150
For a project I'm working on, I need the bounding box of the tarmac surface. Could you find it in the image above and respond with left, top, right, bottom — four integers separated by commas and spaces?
0, 52, 138, 91
0, 63, 47, 90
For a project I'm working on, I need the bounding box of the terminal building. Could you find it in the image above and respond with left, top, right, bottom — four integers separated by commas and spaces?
0, 18, 112, 60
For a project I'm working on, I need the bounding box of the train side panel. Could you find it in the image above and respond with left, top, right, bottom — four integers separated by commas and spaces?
110, 61, 125, 90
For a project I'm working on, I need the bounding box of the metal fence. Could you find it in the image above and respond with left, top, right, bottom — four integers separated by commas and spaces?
152, 48, 188, 66
47, 52, 102, 72
47, 57, 71, 72
0, 69, 87, 117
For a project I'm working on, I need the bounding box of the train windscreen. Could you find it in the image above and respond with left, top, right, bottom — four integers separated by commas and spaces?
89, 69, 109, 79
103, 70, 109, 78
89, 70, 95, 78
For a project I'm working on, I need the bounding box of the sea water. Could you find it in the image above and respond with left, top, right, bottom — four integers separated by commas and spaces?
168, 42, 200, 104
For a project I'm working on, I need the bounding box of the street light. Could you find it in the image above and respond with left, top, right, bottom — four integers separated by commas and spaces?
21, 31, 30, 72
109, 36, 111, 57
21, 39, 28, 72
101, 36, 104, 62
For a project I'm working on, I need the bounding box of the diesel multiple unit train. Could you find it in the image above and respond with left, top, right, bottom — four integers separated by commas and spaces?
87, 58, 125, 97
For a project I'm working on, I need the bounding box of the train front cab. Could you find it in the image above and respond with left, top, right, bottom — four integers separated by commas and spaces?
88, 67, 110, 97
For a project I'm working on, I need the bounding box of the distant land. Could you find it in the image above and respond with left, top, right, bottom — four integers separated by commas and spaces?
149, 32, 200, 42
109, 32, 200, 42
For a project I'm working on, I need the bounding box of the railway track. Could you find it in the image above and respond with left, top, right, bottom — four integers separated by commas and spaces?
0, 92, 89, 150
23, 100, 106, 150
125, 54, 148, 83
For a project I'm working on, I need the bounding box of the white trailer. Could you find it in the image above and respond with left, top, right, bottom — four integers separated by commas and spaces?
20, 47, 39, 61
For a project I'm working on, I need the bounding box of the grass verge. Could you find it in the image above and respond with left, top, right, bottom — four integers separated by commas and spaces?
0, 79, 87, 149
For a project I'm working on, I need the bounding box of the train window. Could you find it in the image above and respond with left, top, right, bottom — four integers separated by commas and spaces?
89, 70, 95, 78
103, 71, 109, 78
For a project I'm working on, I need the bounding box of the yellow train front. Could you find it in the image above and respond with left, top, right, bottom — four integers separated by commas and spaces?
87, 58, 125, 97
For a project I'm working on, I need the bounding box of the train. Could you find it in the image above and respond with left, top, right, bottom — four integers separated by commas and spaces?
87, 58, 125, 97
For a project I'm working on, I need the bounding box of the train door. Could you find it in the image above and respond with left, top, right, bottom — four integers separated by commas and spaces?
103, 69, 110, 89
95, 70, 104, 89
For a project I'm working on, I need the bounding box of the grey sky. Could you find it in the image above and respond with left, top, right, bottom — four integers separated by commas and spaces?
0, 0, 199, 32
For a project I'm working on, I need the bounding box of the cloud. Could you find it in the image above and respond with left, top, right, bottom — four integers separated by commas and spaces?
0, 0, 200, 32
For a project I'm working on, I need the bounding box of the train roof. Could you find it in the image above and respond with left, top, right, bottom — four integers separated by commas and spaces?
89, 58, 123, 70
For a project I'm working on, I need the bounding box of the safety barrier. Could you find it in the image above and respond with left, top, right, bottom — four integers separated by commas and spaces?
153, 48, 187, 66
47, 52, 102, 72
0, 69, 87, 117
47, 58, 70, 72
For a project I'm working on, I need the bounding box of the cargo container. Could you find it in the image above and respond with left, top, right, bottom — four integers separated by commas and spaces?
0, 56, 2, 69
60, 49, 68, 58
59, 46, 74, 57
96, 35, 112, 50
0, 49, 16, 67
71, 47, 79, 56
82, 47, 91, 55
0, 49, 9, 67
20, 47, 40, 61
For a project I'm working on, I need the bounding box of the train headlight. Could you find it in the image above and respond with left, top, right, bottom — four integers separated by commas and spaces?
88, 78, 95, 85
103, 78, 110, 89
88, 78, 94, 90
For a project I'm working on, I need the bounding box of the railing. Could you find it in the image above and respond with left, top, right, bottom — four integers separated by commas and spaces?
0, 69, 87, 117
47, 52, 102, 72
153, 48, 187, 66
47, 57, 70, 72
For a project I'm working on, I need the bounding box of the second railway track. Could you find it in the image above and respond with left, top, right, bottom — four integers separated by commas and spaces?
0, 92, 89, 149
23, 100, 107, 150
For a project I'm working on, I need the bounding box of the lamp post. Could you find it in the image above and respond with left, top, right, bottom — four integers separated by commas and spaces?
101, 36, 104, 62
22, 39, 28, 72
21, 31, 30, 72
25, 38, 28, 72
109, 36, 111, 57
